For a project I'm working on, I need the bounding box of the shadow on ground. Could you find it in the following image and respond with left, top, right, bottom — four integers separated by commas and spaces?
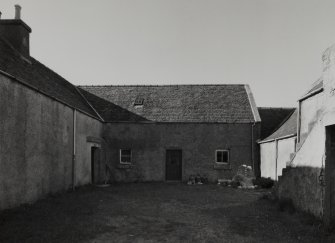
0, 183, 328, 242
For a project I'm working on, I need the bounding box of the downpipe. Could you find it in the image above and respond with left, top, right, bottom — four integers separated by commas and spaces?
251, 122, 256, 174
72, 109, 77, 191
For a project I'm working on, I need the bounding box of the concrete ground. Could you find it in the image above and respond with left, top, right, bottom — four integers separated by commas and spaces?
0, 183, 329, 243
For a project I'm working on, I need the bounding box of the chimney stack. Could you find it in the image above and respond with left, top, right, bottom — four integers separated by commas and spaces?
0, 5, 31, 59
14, 5, 21, 19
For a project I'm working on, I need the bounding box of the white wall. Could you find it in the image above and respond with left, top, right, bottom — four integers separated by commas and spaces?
260, 136, 296, 180
260, 141, 276, 180
277, 137, 296, 176
300, 92, 324, 142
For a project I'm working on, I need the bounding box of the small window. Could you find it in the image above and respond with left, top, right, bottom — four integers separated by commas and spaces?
216, 150, 229, 164
134, 97, 144, 106
120, 149, 132, 164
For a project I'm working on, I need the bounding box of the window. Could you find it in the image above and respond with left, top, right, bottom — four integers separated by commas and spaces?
120, 149, 132, 164
215, 150, 229, 164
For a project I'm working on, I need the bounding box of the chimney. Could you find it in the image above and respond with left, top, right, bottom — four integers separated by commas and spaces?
15, 5, 21, 19
0, 5, 31, 59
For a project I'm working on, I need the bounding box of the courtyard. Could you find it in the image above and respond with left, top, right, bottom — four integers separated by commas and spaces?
0, 183, 329, 242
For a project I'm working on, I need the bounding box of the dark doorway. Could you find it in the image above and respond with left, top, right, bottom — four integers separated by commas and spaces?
325, 125, 335, 224
166, 150, 182, 181
91, 147, 100, 184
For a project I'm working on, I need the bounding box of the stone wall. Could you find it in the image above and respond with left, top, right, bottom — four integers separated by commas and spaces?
277, 167, 324, 218
104, 122, 260, 183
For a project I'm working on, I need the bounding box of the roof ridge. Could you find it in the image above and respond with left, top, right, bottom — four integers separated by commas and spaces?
78, 84, 246, 87
258, 107, 295, 109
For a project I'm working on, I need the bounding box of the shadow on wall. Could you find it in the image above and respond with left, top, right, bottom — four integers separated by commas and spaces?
276, 166, 324, 219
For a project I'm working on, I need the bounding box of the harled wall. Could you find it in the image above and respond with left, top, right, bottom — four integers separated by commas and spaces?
0, 73, 103, 210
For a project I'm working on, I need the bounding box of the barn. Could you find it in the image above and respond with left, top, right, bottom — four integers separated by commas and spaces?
79, 85, 261, 182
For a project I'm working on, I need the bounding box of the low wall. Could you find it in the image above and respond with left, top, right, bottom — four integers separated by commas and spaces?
277, 166, 324, 218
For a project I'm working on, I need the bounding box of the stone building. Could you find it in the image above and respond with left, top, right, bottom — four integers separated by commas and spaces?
79, 85, 261, 182
0, 6, 262, 210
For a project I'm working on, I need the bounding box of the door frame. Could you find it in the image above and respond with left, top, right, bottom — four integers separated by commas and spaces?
165, 149, 183, 181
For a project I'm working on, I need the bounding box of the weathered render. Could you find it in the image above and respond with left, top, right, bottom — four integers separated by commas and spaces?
275, 43, 335, 224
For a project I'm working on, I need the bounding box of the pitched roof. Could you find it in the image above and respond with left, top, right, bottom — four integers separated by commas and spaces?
259, 108, 298, 143
79, 85, 260, 123
258, 107, 296, 139
0, 37, 99, 119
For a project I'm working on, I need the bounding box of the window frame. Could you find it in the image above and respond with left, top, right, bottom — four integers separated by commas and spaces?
215, 149, 229, 164
120, 149, 132, 164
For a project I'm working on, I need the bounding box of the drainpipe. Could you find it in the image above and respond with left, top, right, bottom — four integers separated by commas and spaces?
275, 138, 279, 181
251, 122, 256, 173
72, 109, 77, 190
297, 101, 301, 145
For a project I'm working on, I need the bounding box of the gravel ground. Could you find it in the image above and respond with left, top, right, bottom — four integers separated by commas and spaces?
0, 183, 330, 242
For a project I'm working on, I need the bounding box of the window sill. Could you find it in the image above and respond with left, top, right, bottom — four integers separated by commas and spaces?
117, 163, 134, 169
213, 163, 231, 170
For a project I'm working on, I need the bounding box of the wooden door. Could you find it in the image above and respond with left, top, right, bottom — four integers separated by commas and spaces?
91, 147, 100, 184
166, 150, 182, 181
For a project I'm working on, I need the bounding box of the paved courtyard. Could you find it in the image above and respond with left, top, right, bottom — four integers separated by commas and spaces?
0, 183, 329, 242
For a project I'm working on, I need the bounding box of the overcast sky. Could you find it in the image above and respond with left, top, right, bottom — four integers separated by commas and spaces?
2, 0, 335, 107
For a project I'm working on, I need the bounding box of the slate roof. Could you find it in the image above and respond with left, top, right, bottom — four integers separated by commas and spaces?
79, 85, 260, 123
259, 109, 298, 143
0, 37, 99, 119
258, 107, 296, 139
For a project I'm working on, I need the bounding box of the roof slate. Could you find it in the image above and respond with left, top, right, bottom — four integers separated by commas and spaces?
258, 107, 296, 139
79, 85, 259, 123
260, 108, 298, 142
0, 37, 99, 118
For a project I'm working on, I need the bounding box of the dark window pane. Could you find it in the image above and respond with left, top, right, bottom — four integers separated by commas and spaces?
216, 150, 229, 163
121, 149, 131, 163
217, 151, 223, 162
222, 151, 228, 163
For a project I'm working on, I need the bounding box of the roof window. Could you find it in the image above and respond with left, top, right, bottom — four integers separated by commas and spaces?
134, 97, 144, 106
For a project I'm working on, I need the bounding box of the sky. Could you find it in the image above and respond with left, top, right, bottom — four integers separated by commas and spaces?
1, 0, 335, 107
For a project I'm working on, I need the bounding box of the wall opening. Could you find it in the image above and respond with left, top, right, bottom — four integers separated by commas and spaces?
166, 150, 182, 181
325, 125, 335, 224
91, 147, 100, 184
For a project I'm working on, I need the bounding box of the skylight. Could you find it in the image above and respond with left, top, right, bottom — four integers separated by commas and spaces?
134, 97, 144, 106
